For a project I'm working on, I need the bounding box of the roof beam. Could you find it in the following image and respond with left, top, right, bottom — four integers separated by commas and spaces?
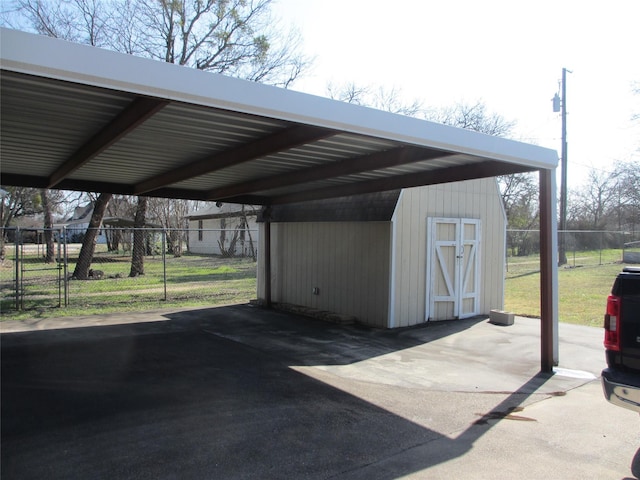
206, 145, 452, 201
47, 96, 168, 188
268, 160, 537, 205
1, 172, 266, 204
133, 125, 335, 195
1, 173, 49, 189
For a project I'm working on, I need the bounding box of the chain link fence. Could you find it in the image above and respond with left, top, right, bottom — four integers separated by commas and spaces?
506, 229, 640, 275
0, 227, 257, 314
3, 226, 638, 317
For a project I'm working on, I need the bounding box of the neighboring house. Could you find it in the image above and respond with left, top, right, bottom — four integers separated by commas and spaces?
257, 178, 507, 328
57, 204, 108, 244
56, 203, 155, 248
187, 204, 258, 257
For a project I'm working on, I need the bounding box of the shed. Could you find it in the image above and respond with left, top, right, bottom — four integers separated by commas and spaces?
257, 177, 506, 328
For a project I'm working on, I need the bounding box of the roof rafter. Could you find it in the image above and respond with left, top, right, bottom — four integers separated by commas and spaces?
268, 160, 537, 205
133, 125, 335, 195
47, 96, 169, 188
206, 145, 453, 201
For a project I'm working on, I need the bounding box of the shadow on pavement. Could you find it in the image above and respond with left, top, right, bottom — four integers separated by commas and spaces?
165, 304, 492, 366
1, 304, 552, 479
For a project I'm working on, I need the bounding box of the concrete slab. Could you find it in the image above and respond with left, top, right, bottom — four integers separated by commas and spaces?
1, 305, 638, 479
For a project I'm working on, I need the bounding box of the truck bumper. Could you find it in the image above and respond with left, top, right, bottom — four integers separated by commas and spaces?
602, 368, 640, 413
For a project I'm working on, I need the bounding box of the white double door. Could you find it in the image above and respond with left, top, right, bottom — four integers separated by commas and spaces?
426, 218, 481, 320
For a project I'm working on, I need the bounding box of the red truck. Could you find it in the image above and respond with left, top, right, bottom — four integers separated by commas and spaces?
602, 266, 640, 412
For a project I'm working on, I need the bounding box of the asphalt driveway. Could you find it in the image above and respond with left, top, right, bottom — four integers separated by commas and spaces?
1, 305, 638, 479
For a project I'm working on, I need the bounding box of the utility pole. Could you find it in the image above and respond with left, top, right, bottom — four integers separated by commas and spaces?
553, 68, 569, 265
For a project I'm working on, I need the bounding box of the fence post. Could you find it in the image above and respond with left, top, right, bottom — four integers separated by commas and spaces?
56, 229, 61, 307
63, 227, 69, 306
599, 230, 603, 265
14, 228, 20, 310
162, 230, 167, 301
61, 227, 68, 306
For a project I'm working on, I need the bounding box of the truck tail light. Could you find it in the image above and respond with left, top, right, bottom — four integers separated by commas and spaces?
604, 294, 621, 351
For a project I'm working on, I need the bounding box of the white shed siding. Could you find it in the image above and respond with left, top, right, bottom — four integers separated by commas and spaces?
262, 222, 391, 327
391, 178, 505, 326
257, 178, 505, 328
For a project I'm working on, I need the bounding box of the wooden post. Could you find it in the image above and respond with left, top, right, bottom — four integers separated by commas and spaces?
539, 169, 555, 372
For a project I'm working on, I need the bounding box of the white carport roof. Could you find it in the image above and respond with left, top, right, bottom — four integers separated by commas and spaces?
0, 27, 559, 372
0, 28, 557, 204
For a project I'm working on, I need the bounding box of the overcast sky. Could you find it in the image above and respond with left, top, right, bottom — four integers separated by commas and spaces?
272, 0, 640, 187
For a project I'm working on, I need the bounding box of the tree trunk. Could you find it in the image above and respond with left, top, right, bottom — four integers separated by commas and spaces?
41, 189, 55, 263
73, 193, 112, 279
172, 230, 182, 257
106, 228, 121, 252
129, 196, 147, 277
241, 205, 256, 260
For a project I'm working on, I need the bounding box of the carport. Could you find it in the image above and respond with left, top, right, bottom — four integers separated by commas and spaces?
0, 28, 559, 371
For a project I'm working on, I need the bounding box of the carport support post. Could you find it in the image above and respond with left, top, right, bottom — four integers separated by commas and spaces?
264, 218, 272, 308
539, 168, 559, 372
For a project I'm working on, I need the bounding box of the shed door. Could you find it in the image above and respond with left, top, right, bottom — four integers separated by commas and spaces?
426, 218, 481, 320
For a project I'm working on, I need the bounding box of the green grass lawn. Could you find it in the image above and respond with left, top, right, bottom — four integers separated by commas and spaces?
0, 253, 257, 321
505, 256, 622, 328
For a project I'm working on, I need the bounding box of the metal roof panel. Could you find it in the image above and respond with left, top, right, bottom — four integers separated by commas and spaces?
1, 27, 557, 203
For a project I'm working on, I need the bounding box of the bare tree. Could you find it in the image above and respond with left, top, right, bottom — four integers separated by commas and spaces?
8, 0, 310, 87
241, 204, 257, 260
425, 101, 516, 137
40, 189, 55, 262
7, 0, 310, 274
0, 190, 70, 264
6, 0, 110, 45
615, 161, 640, 233
147, 197, 192, 257
327, 82, 424, 116
0, 186, 43, 230
498, 173, 539, 256
569, 161, 640, 235
571, 169, 620, 230
104, 194, 136, 252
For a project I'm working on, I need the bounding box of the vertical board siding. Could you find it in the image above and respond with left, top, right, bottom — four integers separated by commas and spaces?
269, 221, 391, 327
259, 178, 505, 328
392, 178, 505, 325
